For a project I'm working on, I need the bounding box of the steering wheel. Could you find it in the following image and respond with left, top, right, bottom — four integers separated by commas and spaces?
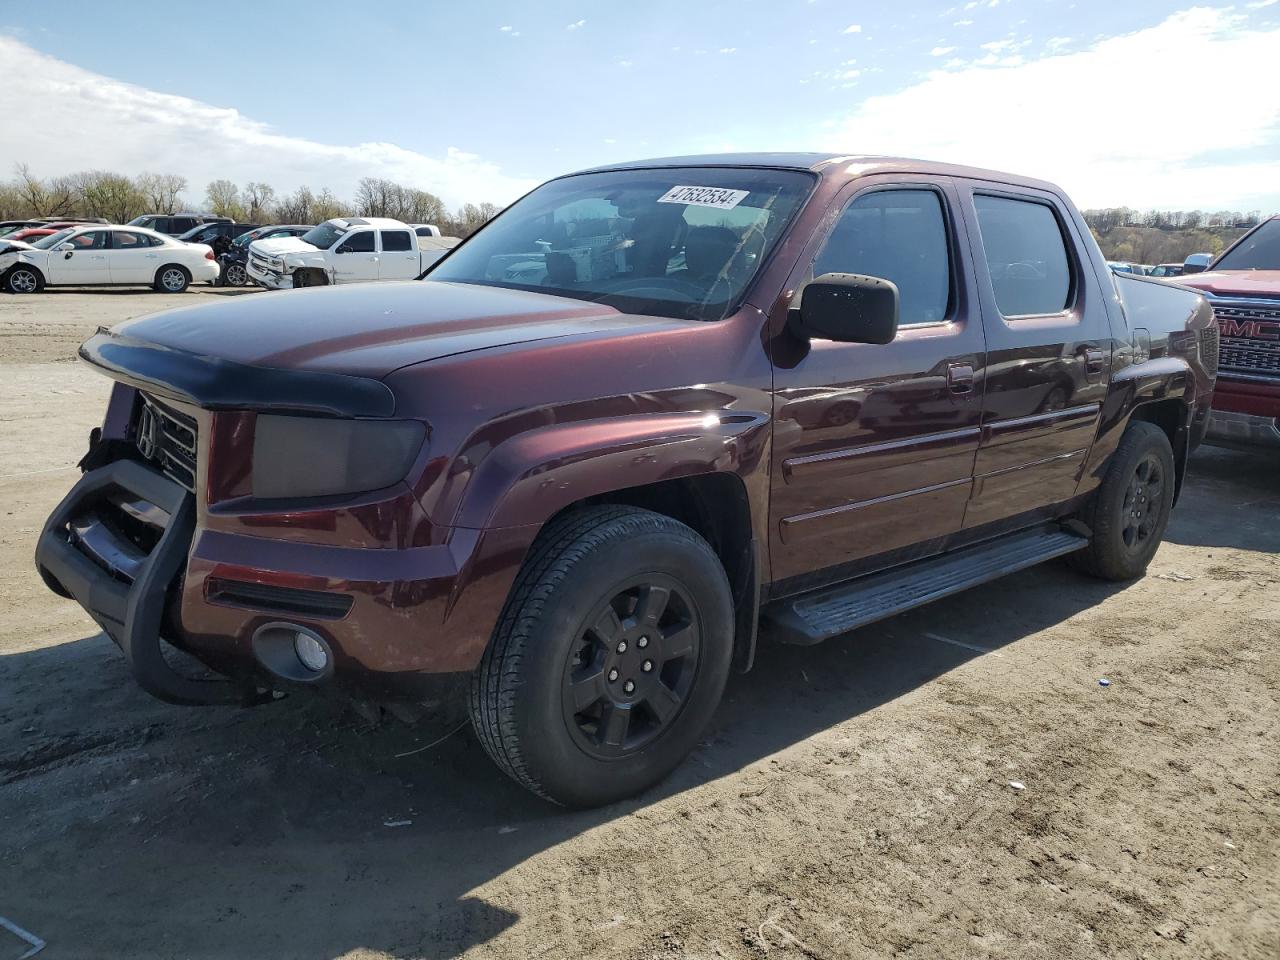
606, 275, 716, 303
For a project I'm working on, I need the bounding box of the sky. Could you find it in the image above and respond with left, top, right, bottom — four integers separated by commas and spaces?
1, 0, 1278, 213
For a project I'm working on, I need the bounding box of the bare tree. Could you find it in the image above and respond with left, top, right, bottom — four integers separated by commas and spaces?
135, 172, 187, 213
206, 179, 245, 219
79, 171, 146, 222
273, 186, 315, 224
242, 181, 276, 220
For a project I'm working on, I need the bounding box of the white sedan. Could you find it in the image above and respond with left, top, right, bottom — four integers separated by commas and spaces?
0, 225, 220, 294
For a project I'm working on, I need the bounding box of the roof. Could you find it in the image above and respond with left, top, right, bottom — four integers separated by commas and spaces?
568, 152, 1063, 192
331, 216, 408, 229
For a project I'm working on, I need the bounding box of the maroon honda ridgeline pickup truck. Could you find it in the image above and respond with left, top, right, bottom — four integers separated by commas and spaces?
37, 155, 1217, 806
1174, 215, 1280, 449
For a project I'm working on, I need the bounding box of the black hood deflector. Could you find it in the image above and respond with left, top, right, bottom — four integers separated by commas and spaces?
79, 328, 396, 418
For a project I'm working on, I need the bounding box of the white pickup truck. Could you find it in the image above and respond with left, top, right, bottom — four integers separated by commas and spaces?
245, 217, 459, 289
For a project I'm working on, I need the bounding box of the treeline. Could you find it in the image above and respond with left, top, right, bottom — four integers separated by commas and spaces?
1082, 206, 1264, 264
0, 165, 503, 237
1082, 207, 1264, 232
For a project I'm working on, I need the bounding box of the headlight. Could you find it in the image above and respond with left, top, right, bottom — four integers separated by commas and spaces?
252, 415, 426, 500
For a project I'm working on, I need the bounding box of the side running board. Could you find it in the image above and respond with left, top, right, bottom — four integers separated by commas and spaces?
762, 527, 1089, 646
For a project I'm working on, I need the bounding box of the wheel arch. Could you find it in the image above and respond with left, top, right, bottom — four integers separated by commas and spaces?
553, 472, 761, 673
1128, 396, 1190, 504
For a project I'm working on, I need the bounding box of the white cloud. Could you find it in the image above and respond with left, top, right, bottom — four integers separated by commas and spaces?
954, 19, 974, 26
1045, 35, 1072, 50
822, 8, 1280, 209
930, 45, 957, 55
499, 24, 513, 31
719, 47, 738, 53
0, 36, 536, 208
843, 23, 862, 33
567, 19, 586, 30
979, 38, 1016, 51
617, 58, 633, 67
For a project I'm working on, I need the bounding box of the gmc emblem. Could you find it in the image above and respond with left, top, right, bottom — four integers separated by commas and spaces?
1218, 318, 1280, 341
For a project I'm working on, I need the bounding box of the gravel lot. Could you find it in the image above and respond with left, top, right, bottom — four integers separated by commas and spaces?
1, 287, 1277, 960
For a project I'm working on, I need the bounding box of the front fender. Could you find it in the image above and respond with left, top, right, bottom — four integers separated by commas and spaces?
447, 410, 771, 533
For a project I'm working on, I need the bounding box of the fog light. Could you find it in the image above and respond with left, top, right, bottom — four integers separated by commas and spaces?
294, 631, 329, 672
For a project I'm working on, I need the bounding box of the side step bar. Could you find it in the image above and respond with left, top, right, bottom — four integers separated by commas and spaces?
761, 527, 1089, 646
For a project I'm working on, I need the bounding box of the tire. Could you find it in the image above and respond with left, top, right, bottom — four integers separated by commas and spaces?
470, 505, 734, 807
223, 263, 247, 287
1071, 421, 1176, 581
4, 265, 44, 294
154, 265, 191, 293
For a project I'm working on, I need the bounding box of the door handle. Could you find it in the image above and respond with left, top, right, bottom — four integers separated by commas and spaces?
947, 363, 975, 395
1084, 348, 1105, 375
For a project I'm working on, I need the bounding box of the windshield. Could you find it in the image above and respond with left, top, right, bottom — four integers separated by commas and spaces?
233, 228, 264, 247
427, 167, 815, 320
31, 228, 75, 249
127, 215, 157, 228
178, 224, 211, 241
1214, 219, 1280, 271
300, 223, 348, 248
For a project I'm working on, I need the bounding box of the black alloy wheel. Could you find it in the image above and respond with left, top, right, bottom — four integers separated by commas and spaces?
562, 578, 701, 759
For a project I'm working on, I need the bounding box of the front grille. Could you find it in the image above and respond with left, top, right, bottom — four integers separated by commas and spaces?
1198, 324, 1220, 376
133, 394, 198, 491
1212, 301, 1280, 380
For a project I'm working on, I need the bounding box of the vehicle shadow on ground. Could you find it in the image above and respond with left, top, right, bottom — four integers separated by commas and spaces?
1166, 444, 1280, 553
0, 452, 1268, 959
0, 568, 1127, 959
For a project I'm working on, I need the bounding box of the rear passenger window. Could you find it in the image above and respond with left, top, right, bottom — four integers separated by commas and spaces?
813, 189, 951, 326
973, 195, 1072, 317
380, 230, 412, 252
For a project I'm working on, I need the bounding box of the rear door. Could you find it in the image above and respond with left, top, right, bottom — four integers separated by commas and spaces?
331, 229, 379, 282
768, 177, 986, 586
107, 230, 164, 283
377, 229, 420, 279
956, 182, 1114, 529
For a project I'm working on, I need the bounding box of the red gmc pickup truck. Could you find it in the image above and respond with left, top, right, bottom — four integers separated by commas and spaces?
36, 154, 1217, 806
1174, 215, 1280, 448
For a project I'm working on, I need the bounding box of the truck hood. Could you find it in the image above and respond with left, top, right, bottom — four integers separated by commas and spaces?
108, 280, 688, 380
1176, 270, 1280, 299
250, 236, 319, 257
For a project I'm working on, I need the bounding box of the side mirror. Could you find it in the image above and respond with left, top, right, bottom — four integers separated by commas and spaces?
1182, 252, 1212, 274
790, 273, 899, 345
56, 242, 75, 252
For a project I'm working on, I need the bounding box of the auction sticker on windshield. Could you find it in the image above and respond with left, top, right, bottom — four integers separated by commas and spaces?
657, 185, 750, 209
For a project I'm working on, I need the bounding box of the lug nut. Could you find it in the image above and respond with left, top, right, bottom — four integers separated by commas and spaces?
623, 680, 635, 694
607, 668, 619, 682
616, 640, 628, 654
637, 636, 649, 649
641, 660, 653, 672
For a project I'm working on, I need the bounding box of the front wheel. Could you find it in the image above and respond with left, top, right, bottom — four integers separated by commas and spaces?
223, 262, 247, 287
154, 265, 191, 293
4, 266, 44, 294
1072, 420, 1176, 581
470, 506, 734, 807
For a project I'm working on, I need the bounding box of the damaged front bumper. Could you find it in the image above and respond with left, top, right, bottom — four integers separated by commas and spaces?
35, 457, 254, 705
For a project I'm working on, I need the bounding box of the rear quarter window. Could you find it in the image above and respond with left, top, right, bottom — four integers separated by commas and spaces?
973, 194, 1072, 317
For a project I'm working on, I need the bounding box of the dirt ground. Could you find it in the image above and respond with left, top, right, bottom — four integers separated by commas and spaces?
1, 288, 1277, 960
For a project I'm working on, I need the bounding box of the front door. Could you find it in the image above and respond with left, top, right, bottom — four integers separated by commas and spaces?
332, 230, 379, 283
769, 179, 987, 588
378, 229, 420, 280
956, 184, 1115, 529
46, 229, 111, 285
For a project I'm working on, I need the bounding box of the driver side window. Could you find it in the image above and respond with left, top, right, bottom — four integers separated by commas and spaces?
338, 232, 374, 254
813, 188, 953, 326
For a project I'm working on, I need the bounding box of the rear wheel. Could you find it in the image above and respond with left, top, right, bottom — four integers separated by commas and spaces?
4, 266, 44, 294
154, 265, 191, 293
1072, 421, 1176, 581
470, 506, 733, 807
